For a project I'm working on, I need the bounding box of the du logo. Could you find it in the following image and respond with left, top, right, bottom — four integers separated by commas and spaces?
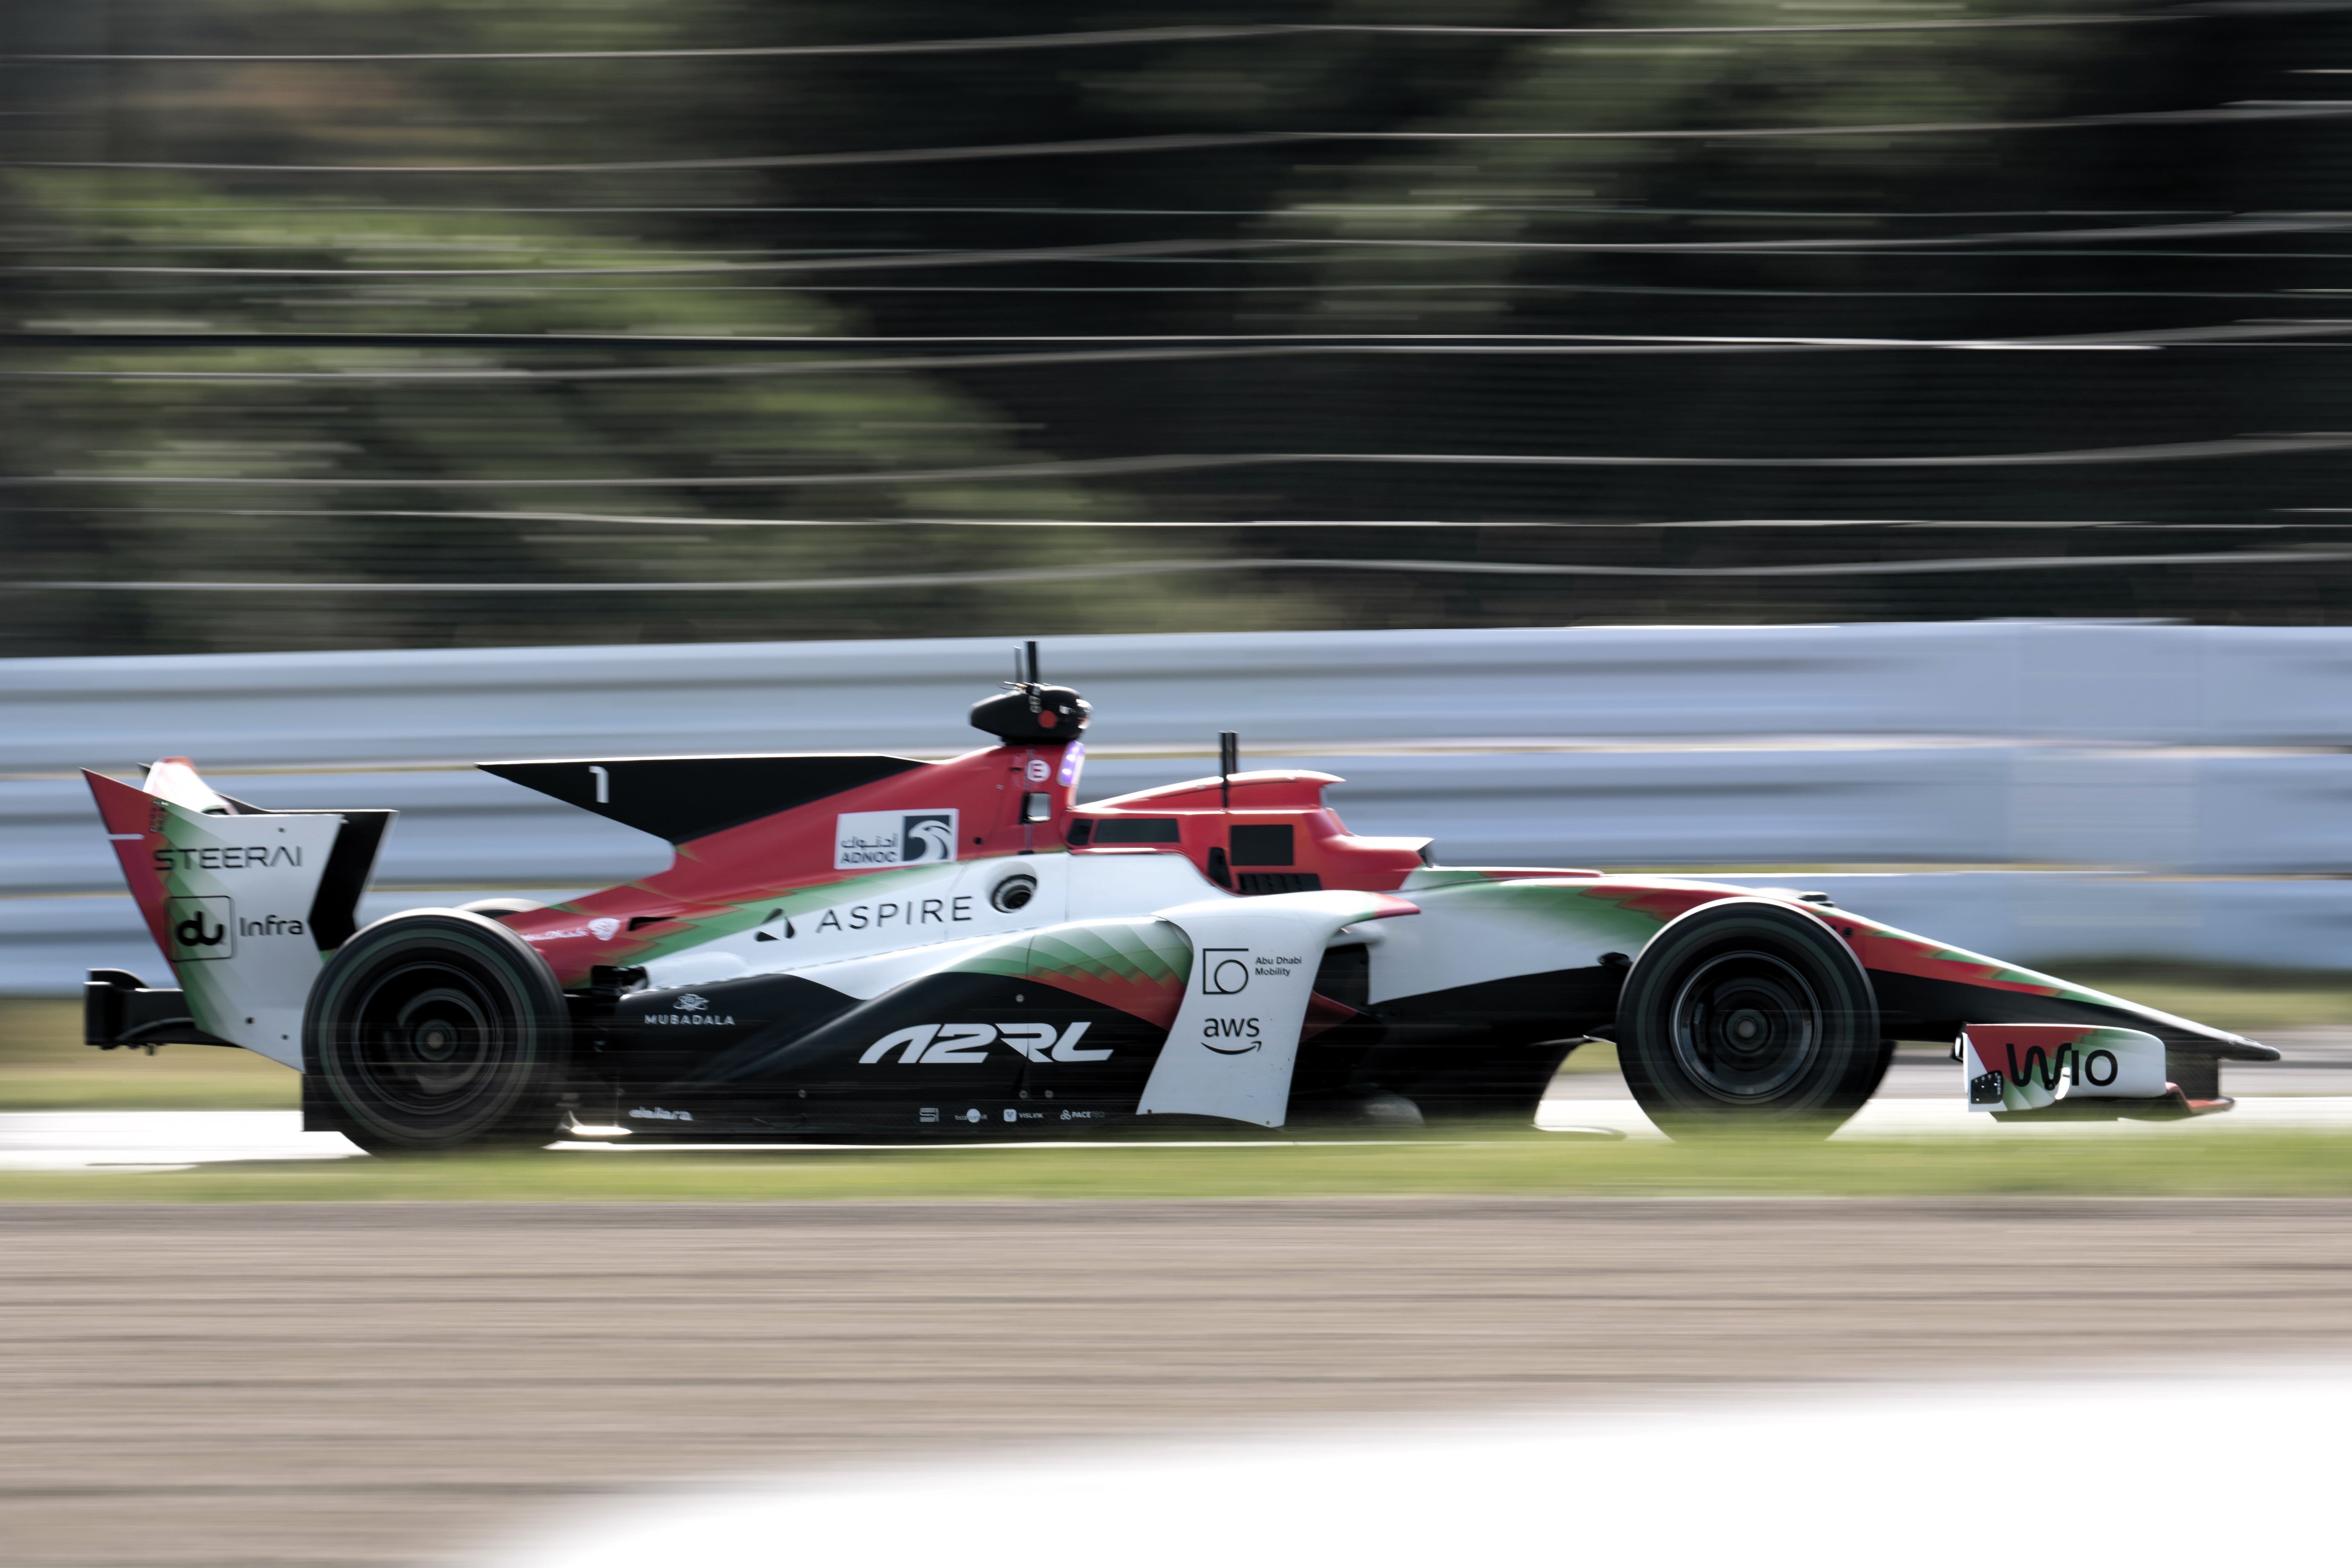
835, 809, 962, 869
166, 896, 236, 961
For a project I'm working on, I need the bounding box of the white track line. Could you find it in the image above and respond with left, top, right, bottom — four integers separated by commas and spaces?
491, 1366, 2352, 1568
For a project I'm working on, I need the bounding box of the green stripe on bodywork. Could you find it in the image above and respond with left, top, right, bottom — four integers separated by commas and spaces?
1413, 877, 1683, 942
949, 918, 1192, 985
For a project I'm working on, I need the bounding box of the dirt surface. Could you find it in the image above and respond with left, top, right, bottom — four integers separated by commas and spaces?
9, 1198, 2352, 1566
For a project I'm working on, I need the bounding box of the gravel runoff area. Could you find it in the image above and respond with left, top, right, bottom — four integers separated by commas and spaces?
8, 1199, 2352, 1566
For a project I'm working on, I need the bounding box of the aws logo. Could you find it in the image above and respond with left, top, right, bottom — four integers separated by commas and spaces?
835, 809, 962, 869
860, 1022, 1109, 1064
1200, 1016, 1263, 1054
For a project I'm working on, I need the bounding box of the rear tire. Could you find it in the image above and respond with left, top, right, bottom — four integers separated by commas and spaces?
306, 909, 571, 1154
1616, 899, 1884, 1139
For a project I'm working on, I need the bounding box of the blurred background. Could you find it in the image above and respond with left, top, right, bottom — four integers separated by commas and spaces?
7, 0, 2352, 999
8, 0, 2352, 655
15, 15, 2352, 1566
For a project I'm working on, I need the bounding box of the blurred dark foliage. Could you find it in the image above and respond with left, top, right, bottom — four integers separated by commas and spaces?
4, 0, 2352, 654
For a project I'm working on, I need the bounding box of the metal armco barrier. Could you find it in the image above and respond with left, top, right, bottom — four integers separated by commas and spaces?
6, 621, 2351, 991
11, 620, 2352, 772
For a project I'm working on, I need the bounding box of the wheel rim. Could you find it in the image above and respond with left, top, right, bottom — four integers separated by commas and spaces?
342, 957, 514, 1119
1666, 949, 1824, 1103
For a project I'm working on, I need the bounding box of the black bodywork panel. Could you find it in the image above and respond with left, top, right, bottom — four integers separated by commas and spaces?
1324, 961, 1622, 1118
386, 942, 2262, 1139
481, 754, 925, 845
84, 970, 237, 1049
596, 969, 1177, 1137
576, 951, 1626, 1138
306, 811, 394, 949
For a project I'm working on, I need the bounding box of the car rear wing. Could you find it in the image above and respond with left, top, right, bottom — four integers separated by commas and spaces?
83, 759, 393, 1068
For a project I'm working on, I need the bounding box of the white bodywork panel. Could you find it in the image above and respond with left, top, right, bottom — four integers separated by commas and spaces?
1066, 850, 1222, 918
144, 758, 237, 815
1365, 878, 1650, 1006
145, 796, 347, 1067
641, 854, 1071, 989
639, 849, 1221, 991
1138, 890, 1416, 1128
1962, 1025, 2168, 1112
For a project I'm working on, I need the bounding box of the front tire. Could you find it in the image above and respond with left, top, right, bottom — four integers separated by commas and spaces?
306, 909, 571, 1154
1616, 900, 1884, 1139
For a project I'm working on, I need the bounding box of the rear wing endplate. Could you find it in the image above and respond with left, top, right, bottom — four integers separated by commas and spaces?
84, 759, 392, 1066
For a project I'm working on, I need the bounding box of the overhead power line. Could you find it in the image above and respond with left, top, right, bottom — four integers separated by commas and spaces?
11, 13, 2196, 65
19, 215, 2352, 279
15, 549, 2352, 594
25, 502, 2335, 528
7, 201, 2241, 219
20, 323, 2352, 381
14, 323, 2349, 353
4, 236, 1270, 278
17, 507, 2255, 530
11, 434, 2351, 489
17, 102, 2352, 176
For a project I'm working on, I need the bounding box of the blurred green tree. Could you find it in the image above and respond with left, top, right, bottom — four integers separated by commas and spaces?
6, 0, 2352, 653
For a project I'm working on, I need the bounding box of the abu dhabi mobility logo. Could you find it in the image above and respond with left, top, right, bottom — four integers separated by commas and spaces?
834, 809, 960, 869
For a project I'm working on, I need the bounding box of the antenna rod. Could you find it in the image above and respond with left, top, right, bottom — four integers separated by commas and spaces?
1219, 730, 1237, 810
1025, 640, 1040, 685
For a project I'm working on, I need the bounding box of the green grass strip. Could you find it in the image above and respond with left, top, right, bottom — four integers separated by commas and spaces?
9, 1128, 2352, 1203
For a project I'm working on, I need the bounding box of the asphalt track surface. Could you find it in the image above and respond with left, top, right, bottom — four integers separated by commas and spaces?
9, 1039, 2352, 1563
12, 1198, 2352, 1566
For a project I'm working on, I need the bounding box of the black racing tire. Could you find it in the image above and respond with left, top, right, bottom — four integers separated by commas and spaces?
1615, 899, 1885, 1139
306, 909, 571, 1155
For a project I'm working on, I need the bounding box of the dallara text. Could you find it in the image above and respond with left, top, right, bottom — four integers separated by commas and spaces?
83, 648, 2275, 1150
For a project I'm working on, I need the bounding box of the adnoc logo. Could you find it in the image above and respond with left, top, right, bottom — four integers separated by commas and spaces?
834, 809, 961, 869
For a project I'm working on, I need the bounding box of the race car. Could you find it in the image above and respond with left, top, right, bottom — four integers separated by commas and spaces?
80, 646, 2276, 1151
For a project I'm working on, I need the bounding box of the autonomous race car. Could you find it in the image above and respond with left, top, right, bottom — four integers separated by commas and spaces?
82, 648, 2276, 1151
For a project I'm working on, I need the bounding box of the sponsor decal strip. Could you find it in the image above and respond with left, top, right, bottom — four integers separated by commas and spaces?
835, 809, 960, 870
642, 992, 736, 1025
151, 844, 304, 871
857, 1022, 1107, 1064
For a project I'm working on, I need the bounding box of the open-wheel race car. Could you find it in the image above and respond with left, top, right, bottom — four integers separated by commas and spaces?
82, 646, 2277, 1151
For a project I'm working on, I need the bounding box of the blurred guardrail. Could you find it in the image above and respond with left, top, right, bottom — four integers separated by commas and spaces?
6, 621, 2351, 992
12, 620, 2352, 770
